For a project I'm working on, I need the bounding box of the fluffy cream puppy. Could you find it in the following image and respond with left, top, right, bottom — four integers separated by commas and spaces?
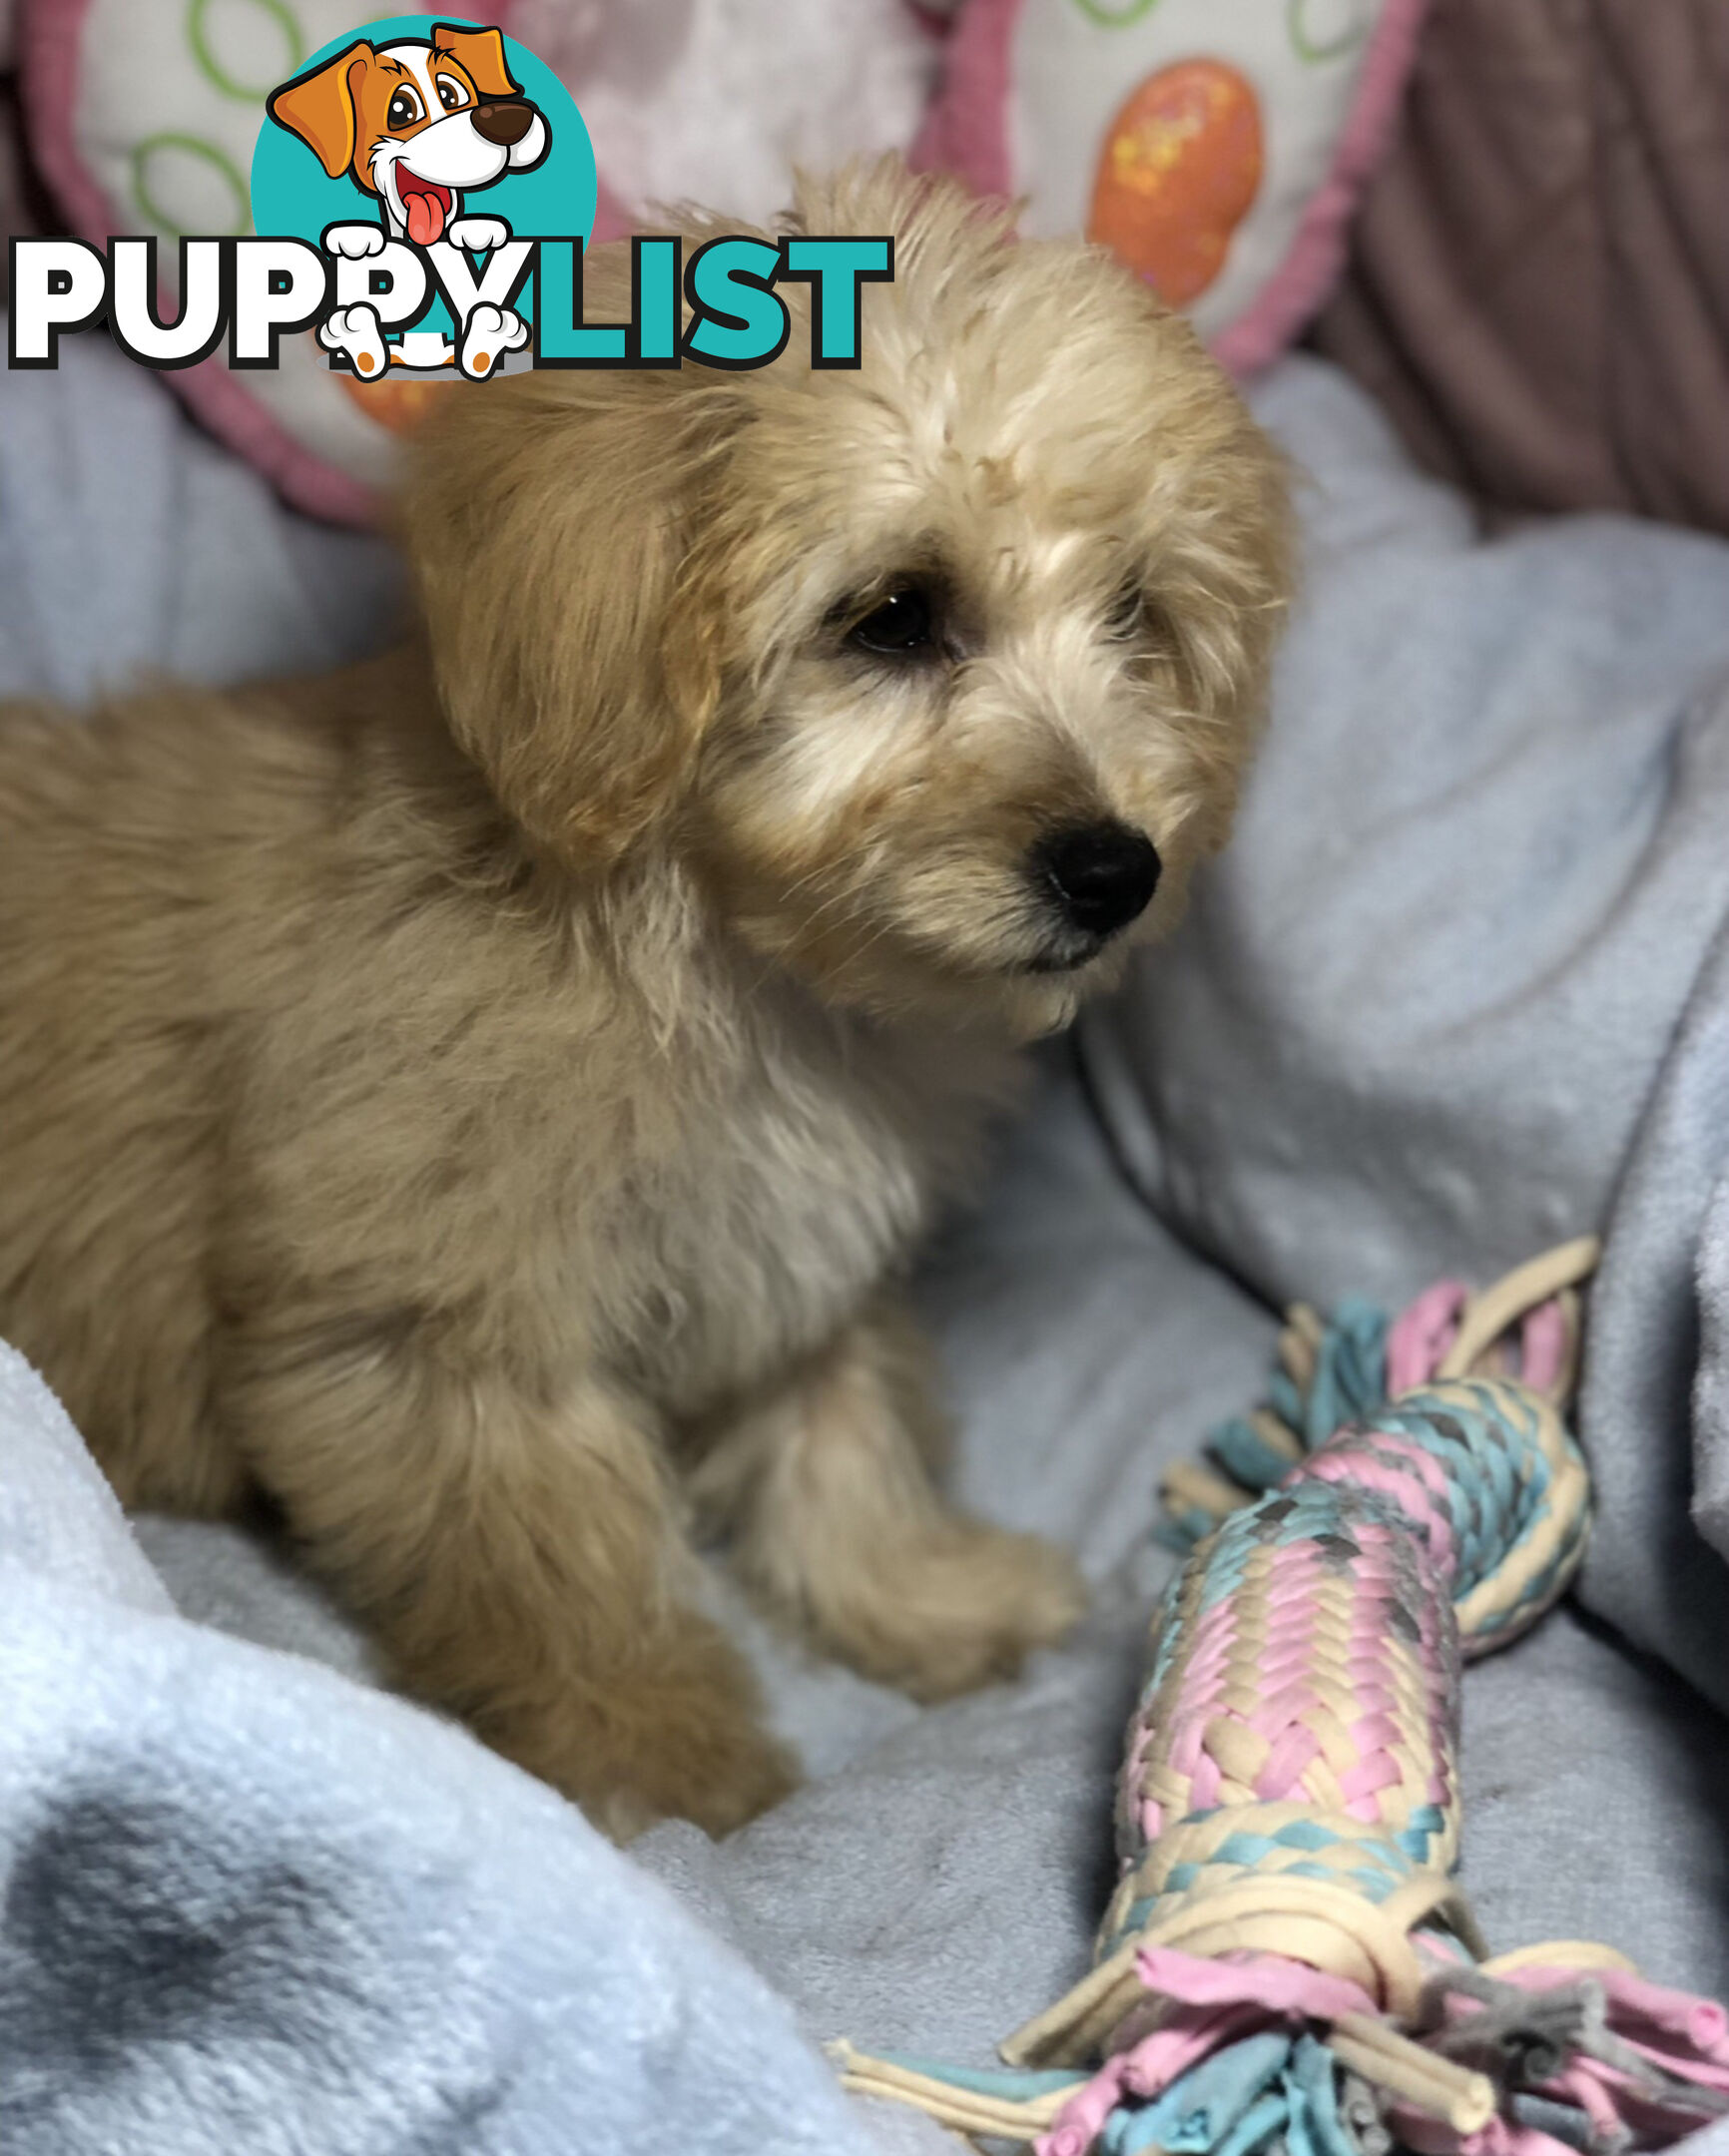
0, 163, 1290, 1838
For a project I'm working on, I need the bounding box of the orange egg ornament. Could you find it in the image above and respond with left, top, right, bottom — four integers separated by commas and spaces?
335, 364, 456, 437
1087, 59, 1265, 307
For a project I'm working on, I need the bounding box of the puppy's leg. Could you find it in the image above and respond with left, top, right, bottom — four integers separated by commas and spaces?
690, 1301, 1086, 1700
223, 1323, 797, 1840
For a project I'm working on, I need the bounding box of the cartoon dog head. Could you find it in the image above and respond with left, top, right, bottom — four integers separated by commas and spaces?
267, 23, 549, 247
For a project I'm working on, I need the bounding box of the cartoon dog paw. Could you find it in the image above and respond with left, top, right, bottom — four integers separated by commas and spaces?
323, 224, 386, 261
446, 215, 510, 255
458, 302, 529, 381
319, 302, 388, 380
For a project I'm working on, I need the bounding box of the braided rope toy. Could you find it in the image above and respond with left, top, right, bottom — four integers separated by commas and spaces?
837, 1239, 1729, 2156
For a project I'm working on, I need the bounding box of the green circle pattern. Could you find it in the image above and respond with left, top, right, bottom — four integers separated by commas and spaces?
188, 0, 304, 101
1069, 0, 1163, 24
130, 0, 310, 237
1066, 0, 1369, 58
1289, 0, 1369, 63
132, 132, 253, 238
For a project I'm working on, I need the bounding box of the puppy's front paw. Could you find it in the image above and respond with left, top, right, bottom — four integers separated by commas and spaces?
590, 1712, 800, 1847
827, 1520, 1087, 1702
458, 301, 528, 381
488, 1618, 799, 1843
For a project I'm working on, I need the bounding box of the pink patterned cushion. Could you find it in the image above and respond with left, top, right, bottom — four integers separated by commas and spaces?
912, 0, 1431, 377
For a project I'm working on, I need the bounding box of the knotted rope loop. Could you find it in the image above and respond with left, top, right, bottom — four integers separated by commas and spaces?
836, 1242, 1729, 2156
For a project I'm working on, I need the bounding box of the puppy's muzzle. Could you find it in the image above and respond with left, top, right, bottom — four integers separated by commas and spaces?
472, 98, 538, 147
1033, 820, 1162, 941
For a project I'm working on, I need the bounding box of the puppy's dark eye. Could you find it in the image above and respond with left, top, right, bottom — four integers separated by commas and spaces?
435, 75, 469, 112
848, 585, 936, 658
386, 87, 423, 130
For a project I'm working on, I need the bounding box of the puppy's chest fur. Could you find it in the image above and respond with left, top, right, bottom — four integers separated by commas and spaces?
0, 666, 1022, 1469
591, 986, 1018, 1416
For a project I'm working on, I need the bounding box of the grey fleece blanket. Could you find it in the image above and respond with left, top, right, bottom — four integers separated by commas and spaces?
3, 336, 1729, 2155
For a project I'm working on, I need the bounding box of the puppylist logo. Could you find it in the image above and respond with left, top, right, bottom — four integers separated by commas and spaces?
8, 14, 893, 382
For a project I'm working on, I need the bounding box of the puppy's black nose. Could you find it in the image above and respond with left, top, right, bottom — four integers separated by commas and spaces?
472, 98, 536, 147
1035, 821, 1162, 939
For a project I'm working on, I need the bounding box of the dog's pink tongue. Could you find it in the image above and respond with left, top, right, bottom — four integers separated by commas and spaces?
404, 189, 443, 248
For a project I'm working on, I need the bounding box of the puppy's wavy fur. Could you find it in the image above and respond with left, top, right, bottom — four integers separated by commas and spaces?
0, 164, 1290, 1837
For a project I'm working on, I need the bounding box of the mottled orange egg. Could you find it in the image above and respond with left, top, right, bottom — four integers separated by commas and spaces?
335, 365, 455, 436
1087, 59, 1264, 306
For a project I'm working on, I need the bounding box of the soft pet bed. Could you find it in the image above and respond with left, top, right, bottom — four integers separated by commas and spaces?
3, 332, 1729, 2155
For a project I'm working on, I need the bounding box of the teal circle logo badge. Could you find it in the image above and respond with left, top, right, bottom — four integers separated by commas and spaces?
251, 14, 596, 379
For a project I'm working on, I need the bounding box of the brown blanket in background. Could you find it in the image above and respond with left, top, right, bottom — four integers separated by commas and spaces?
1313, 0, 1729, 538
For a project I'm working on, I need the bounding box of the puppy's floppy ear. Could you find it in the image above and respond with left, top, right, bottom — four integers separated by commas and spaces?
267, 43, 369, 179
431, 23, 519, 99
402, 272, 736, 870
